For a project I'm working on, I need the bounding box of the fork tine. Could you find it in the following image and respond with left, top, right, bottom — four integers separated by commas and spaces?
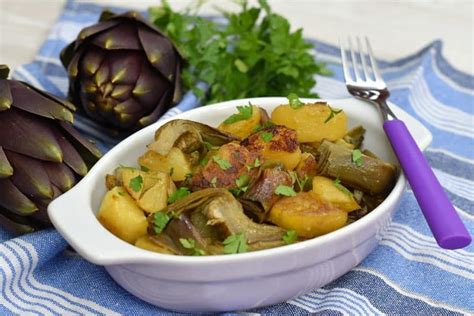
365, 37, 382, 81
339, 39, 352, 83
357, 37, 370, 80
348, 38, 361, 81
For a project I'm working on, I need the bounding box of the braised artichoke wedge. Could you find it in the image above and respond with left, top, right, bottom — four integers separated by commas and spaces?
317, 140, 397, 195
148, 119, 239, 155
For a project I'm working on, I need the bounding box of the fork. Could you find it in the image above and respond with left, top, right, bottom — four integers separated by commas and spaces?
340, 37, 471, 250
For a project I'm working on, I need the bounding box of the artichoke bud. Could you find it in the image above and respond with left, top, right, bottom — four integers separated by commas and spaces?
0, 65, 102, 234
61, 10, 183, 131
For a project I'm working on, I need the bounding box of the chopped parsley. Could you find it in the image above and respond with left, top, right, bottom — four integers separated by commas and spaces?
129, 175, 143, 192
274, 185, 297, 196
212, 156, 232, 170
287, 93, 305, 109
223, 104, 253, 124
231, 174, 250, 196
203, 141, 213, 151
253, 120, 274, 132
352, 149, 363, 167
289, 171, 310, 191
223, 233, 248, 254
282, 230, 298, 244
246, 157, 261, 171
333, 178, 352, 196
168, 187, 191, 204
261, 131, 273, 143
153, 212, 171, 234
179, 238, 206, 256
140, 165, 150, 172
199, 156, 209, 166
324, 105, 343, 123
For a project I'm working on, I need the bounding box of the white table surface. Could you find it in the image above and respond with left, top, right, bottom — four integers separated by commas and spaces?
0, 0, 473, 75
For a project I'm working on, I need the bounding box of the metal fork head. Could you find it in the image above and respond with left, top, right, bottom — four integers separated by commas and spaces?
340, 37, 390, 103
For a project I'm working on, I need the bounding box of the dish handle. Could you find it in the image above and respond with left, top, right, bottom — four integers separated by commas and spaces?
47, 184, 142, 265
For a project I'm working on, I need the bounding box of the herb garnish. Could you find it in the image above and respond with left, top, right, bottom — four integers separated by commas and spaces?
129, 175, 143, 192
150, 0, 330, 103
274, 185, 297, 196
223, 233, 248, 254
261, 131, 273, 143
223, 104, 253, 124
199, 156, 209, 166
210, 177, 218, 187
333, 178, 352, 196
213, 156, 232, 170
168, 187, 191, 204
153, 212, 171, 234
288, 93, 305, 109
282, 230, 298, 244
179, 238, 206, 256
246, 157, 261, 171
324, 105, 343, 123
253, 120, 274, 132
140, 165, 150, 172
231, 174, 250, 196
352, 149, 363, 167
289, 171, 309, 191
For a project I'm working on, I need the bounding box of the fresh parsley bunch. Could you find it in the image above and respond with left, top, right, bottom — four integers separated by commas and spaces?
149, 0, 331, 103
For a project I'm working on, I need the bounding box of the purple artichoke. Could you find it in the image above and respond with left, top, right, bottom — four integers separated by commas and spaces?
0, 65, 102, 234
61, 11, 183, 131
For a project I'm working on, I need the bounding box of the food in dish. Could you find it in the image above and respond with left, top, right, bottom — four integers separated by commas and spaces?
97, 97, 397, 256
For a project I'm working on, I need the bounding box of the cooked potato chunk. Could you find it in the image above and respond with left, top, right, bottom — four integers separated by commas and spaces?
311, 176, 360, 212
271, 102, 348, 143
268, 192, 347, 238
138, 147, 192, 181
218, 105, 262, 138
241, 125, 301, 170
137, 175, 176, 213
97, 187, 148, 244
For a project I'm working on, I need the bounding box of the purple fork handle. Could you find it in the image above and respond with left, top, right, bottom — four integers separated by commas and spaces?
384, 119, 471, 249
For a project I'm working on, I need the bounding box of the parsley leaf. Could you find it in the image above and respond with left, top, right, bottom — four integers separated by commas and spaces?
129, 175, 143, 192
246, 157, 261, 171
199, 156, 209, 166
324, 105, 343, 123
212, 156, 232, 170
179, 238, 206, 256
140, 165, 150, 172
223, 105, 253, 124
253, 120, 274, 132
289, 171, 309, 191
149, 0, 331, 104
153, 212, 171, 234
168, 187, 191, 204
333, 178, 352, 196
352, 149, 363, 167
235, 174, 250, 188
274, 185, 297, 196
287, 93, 304, 109
223, 233, 248, 254
282, 230, 298, 244
261, 131, 273, 143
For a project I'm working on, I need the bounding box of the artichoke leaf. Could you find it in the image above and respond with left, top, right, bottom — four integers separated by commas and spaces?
343, 125, 366, 149
0, 109, 63, 162
0, 207, 37, 235
59, 121, 102, 160
0, 146, 13, 178
51, 127, 88, 176
91, 23, 141, 50
0, 65, 9, 80
20, 81, 76, 112
5, 150, 54, 199
0, 178, 38, 215
9, 81, 73, 123
43, 162, 76, 192
0, 79, 12, 110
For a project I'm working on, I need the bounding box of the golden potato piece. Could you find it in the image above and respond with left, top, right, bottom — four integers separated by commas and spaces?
241, 125, 301, 170
271, 102, 348, 143
269, 192, 347, 238
218, 105, 262, 138
138, 147, 192, 181
311, 176, 360, 212
97, 187, 148, 244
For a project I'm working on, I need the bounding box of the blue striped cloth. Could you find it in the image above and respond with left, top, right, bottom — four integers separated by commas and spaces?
1, 1, 473, 315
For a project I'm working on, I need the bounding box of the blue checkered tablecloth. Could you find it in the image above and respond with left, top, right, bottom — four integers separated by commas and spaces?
1, 0, 473, 314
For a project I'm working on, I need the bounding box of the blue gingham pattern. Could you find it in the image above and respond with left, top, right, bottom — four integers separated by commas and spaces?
1, 0, 473, 314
